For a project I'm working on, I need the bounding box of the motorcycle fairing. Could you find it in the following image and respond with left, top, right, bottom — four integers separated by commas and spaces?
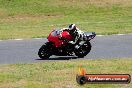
47, 30, 73, 47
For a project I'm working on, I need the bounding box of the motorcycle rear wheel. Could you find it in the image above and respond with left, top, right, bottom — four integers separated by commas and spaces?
74, 42, 91, 58
38, 44, 51, 59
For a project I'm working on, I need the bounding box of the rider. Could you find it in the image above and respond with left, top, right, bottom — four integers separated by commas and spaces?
61, 24, 84, 45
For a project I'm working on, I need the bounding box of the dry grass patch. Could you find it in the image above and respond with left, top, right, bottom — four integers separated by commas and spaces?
0, 58, 132, 88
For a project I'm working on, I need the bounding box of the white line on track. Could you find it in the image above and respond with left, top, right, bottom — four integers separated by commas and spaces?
117, 34, 125, 36
96, 35, 104, 36
14, 39, 23, 40
33, 38, 43, 40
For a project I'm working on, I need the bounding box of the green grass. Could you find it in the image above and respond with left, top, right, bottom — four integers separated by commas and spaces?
0, 58, 132, 88
0, 0, 132, 39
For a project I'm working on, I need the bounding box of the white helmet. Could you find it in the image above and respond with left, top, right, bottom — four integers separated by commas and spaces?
68, 24, 76, 30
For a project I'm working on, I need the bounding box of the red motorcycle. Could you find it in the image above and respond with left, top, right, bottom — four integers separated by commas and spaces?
38, 29, 96, 59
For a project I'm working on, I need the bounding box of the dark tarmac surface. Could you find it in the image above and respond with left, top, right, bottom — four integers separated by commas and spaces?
0, 34, 132, 64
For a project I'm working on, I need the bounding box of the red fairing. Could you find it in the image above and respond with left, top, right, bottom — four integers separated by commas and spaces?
48, 30, 73, 47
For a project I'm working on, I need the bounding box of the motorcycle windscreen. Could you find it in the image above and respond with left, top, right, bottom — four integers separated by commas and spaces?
47, 30, 63, 47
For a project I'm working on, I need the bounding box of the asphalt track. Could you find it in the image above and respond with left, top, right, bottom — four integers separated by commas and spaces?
0, 34, 132, 64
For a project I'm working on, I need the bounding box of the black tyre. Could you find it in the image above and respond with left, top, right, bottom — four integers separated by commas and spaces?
74, 42, 91, 58
38, 44, 51, 59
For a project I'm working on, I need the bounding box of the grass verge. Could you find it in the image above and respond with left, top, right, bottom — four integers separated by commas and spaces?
0, 58, 132, 88
0, 0, 132, 39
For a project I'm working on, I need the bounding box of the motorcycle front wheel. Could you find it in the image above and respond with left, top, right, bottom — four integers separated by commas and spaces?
74, 42, 91, 58
38, 44, 51, 59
